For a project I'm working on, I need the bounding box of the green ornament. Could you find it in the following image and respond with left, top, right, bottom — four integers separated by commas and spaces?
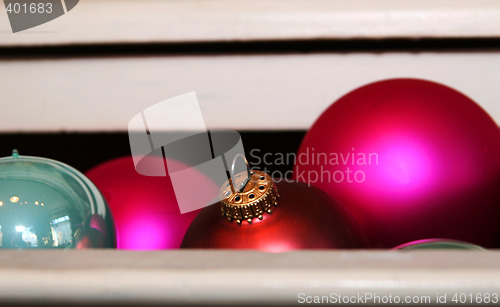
0, 150, 116, 248
394, 238, 485, 251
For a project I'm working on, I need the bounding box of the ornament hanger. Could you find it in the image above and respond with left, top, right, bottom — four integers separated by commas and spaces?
230, 153, 251, 193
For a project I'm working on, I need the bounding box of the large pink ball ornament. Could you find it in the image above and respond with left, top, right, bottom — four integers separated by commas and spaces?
293, 79, 500, 248
86, 156, 218, 250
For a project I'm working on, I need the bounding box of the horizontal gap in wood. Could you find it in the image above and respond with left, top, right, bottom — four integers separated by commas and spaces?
0, 131, 305, 175
1, 38, 500, 59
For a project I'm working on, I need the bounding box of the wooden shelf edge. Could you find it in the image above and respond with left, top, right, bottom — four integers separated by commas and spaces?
1, 0, 500, 47
0, 250, 498, 305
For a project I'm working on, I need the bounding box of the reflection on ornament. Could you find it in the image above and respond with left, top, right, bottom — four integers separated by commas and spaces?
0, 150, 116, 248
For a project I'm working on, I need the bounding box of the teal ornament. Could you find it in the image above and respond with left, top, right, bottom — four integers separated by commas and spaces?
394, 238, 485, 251
0, 150, 115, 248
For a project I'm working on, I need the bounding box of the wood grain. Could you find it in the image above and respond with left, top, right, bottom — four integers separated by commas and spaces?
1, 0, 500, 46
0, 250, 497, 305
0, 52, 499, 132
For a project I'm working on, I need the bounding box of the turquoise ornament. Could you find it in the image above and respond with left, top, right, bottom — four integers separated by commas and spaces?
0, 150, 115, 248
394, 238, 485, 250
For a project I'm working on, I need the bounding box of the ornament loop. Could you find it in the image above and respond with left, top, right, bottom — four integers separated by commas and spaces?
230, 153, 251, 193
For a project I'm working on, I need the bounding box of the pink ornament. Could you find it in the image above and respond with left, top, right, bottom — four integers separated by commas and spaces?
294, 78, 500, 248
86, 156, 218, 250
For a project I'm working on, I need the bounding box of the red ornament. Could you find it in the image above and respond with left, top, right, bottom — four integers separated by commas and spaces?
181, 170, 366, 251
294, 78, 500, 248
86, 156, 218, 250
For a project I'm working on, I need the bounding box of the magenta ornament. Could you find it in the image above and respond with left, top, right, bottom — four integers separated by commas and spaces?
294, 78, 500, 248
86, 156, 218, 250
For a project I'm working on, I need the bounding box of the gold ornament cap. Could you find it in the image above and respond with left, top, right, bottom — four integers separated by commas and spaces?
219, 170, 279, 224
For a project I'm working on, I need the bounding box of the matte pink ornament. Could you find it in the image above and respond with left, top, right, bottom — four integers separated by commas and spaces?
294, 78, 500, 248
86, 156, 218, 250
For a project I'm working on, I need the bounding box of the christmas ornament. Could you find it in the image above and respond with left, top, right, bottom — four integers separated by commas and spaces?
86, 156, 218, 250
0, 150, 115, 248
394, 239, 485, 250
181, 169, 366, 251
294, 78, 500, 248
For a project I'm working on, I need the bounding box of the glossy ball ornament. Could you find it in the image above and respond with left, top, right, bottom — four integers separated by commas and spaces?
86, 156, 218, 250
394, 239, 485, 251
294, 78, 500, 248
0, 151, 115, 248
181, 170, 366, 251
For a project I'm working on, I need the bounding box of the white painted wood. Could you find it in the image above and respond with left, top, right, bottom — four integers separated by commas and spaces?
1, 0, 500, 46
0, 52, 499, 132
0, 250, 497, 305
